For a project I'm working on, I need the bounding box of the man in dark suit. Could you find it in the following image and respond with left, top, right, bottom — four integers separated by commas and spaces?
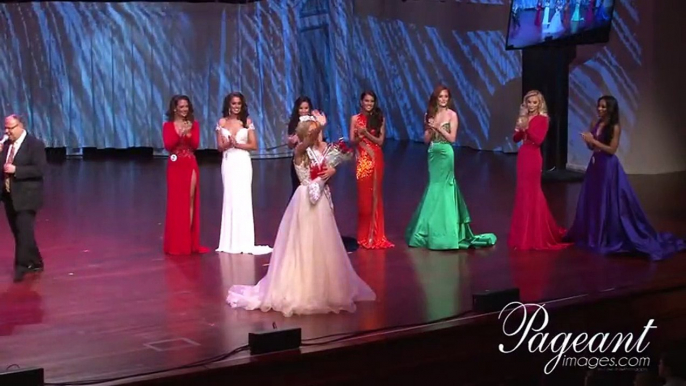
1, 115, 46, 282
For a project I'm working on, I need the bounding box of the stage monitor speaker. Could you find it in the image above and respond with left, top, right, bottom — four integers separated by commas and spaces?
0, 367, 44, 386
472, 288, 521, 313
249, 327, 302, 355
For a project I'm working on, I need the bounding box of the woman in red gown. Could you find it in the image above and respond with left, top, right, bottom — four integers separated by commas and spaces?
162, 95, 209, 255
508, 90, 570, 250
534, 1, 543, 27
349, 91, 394, 249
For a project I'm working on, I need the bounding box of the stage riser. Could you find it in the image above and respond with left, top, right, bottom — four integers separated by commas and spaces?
115, 285, 686, 386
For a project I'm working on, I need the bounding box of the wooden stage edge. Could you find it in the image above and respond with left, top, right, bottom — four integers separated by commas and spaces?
100, 276, 686, 386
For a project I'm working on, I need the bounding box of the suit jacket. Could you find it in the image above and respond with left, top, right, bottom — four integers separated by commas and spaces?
0, 133, 47, 211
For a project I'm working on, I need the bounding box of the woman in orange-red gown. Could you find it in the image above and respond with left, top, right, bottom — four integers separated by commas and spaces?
162, 95, 209, 255
508, 90, 570, 250
349, 91, 394, 249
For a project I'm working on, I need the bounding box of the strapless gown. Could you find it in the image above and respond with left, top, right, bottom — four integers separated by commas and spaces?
405, 122, 497, 250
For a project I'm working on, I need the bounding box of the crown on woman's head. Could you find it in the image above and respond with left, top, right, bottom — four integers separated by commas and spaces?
299, 115, 317, 123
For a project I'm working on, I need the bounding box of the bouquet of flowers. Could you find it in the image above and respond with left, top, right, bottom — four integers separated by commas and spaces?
323, 138, 354, 167
308, 138, 353, 180
307, 138, 354, 204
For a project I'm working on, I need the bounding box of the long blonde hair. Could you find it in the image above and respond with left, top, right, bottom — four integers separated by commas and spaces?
295, 120, 321, 168
517, 90, 548, 127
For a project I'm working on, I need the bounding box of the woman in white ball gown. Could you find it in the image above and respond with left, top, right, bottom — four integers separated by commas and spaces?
543, 2, 565, 36
215, 92, 272, 255
226, 111, 376, 317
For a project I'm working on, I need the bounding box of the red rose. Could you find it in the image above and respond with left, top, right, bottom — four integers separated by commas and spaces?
310, 162, 327, 180
336, 139, 351, 153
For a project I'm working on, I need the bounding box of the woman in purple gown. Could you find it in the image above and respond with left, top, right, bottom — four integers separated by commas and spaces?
564, 95, 686, 261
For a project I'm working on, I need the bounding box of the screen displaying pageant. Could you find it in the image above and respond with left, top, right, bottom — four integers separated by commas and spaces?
505, 0, 615, 50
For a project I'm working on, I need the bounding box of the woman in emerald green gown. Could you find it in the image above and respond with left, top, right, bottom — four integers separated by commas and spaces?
405, 85, 497, 250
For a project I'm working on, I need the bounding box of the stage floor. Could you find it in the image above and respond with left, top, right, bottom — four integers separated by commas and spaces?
1, 141, 685, 384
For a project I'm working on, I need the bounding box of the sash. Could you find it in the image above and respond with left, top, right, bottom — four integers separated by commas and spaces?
305, 147, 332, 208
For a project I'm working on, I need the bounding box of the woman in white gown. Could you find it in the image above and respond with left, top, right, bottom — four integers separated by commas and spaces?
215, 92, 272, 255
227, 111, 376, 317
542, 0, 551, 26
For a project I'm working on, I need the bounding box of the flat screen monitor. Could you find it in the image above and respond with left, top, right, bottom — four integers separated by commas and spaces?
505, 0, 616, 50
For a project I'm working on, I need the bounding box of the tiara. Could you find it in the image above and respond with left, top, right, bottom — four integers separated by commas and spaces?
299, 115, 317, 123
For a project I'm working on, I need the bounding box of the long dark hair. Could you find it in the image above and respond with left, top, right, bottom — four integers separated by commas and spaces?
360, 90, 383, 135
222, 92, 249, 127
597, 95, 619, 145
425, 85, 452, 122
165, 95, 195, 122
287, 96, 312, 135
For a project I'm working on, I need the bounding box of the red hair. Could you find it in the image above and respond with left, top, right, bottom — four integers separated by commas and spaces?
425, 85, 452, 123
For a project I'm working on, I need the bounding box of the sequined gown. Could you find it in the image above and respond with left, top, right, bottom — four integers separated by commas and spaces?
405, 122, 497, 250
227, 149, 376, 317
354, 114, 394, 249
162, 121, 209, 255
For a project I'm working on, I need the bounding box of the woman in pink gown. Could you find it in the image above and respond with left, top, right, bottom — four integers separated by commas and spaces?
508, 90, 570, 250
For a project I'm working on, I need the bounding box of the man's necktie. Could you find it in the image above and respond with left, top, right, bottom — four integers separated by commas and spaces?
5, 143, 15, 192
